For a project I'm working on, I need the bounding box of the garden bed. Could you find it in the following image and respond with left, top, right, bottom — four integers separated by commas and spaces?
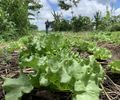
0, 42, 120, 100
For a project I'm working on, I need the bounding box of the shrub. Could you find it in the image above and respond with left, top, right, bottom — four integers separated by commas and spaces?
110, 23, 120, 32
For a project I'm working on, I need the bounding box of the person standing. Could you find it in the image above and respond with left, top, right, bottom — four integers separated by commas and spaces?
45, 20, 50, 33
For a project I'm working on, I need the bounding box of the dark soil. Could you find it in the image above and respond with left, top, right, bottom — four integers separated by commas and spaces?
0, 88, 4, 100
22, 89, 72, 100
0, 42, 120, 100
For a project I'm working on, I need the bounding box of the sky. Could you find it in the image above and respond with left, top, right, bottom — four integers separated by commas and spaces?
29, 0, 120, 30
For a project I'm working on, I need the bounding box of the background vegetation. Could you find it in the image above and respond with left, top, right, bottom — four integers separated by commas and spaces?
0, 0, 41, 41
0, 1, 120, 100
0, 0, 120, 40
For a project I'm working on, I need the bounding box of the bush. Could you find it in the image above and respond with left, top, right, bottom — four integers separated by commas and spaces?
0, 0, 30, 40
0, 7, 17, 40
71, 16, 92, 32
0, 0, 29, 34
29, 24, 38, 30
59, 19, 71, 31
110, 23, 120, 32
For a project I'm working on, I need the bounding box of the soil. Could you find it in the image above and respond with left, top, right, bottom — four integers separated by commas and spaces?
22, 89, 72, 100
0, 42, 120, 100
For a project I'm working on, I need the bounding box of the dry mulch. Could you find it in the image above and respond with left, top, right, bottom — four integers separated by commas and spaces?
97, 41, 120, 100
0, 51, 19, 100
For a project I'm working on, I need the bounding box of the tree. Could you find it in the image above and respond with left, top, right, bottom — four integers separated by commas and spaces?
81, 16, 92, 31
59, 19, 71, 31
51, 10, 61, 31
58, 1, 72, 10
0, 6, 16, 40
0, 0, 29, 35
94, 11, 102, 30
28, 0, 42, 30
0, 0, 42, 39
58, 0, 80, 10
71, 16, 92, 32
110, 15, 120, 31
28, 0, 42, 20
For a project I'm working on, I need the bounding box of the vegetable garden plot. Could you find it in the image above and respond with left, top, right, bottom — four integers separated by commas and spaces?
0, 32, 120, 100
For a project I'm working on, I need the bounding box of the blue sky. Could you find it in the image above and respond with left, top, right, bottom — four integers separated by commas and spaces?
47, 0, 59, 11
115, 0, 120, 8
30, 0, 120, 30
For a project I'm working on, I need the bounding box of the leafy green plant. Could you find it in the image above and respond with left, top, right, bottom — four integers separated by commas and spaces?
3, 33, 105, 100
72, 40, 112, 60
109, 60, 120, 74
90, 47, 112, 60
3, 74, 33, 100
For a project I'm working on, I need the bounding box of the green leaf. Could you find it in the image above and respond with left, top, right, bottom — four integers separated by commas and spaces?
30, 72, 41, 88
3, 74, 33, 100
93, 48, 112, 60
39, 74, 49, 86
110, 60, 120, 73
60, 67, 71, 83
75, 81, 100, 100
20, 55, 39, 70
74, 80, 86, 92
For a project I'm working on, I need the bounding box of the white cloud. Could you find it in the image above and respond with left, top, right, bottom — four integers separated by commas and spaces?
30, 0, 117, 30
114, 8, 120, 16
30, 0, 54, 30
58, 0, 111, 18
72, 0, 109, 17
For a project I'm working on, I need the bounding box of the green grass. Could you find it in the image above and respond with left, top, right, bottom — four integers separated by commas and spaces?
65, 31, 120, 45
